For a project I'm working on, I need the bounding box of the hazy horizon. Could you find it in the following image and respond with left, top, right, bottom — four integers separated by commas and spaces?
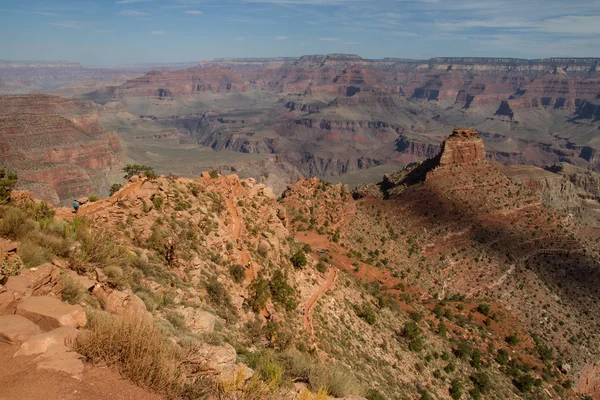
2, 0, 600, 66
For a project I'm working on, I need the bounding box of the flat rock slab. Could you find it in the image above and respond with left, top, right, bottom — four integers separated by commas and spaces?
0, 290, 18, 315
15, 326, 79, 357
37, 357, 84, 380
0, 315, 42, 344
17, 296, 87, 331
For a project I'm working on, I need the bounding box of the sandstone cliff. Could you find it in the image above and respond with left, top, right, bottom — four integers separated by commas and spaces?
0, 95, 124, 204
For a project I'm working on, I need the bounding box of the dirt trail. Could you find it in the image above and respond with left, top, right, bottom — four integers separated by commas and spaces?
0, 343, 160, 400
304, 266, 337, 336
225, 185, 256, 282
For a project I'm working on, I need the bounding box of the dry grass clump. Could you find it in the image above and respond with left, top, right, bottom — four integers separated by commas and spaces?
74, 310, 206, 399
60, 274, 85, 304
250, 350, 364, 398
215, 366, 283, 400
70, 218, 127, 270
0, 206, 70, 268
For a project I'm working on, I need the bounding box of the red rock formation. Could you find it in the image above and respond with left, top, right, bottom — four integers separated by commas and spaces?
0, 95, 123, 204
439, 128, 485, 165
117, 67, 248, 96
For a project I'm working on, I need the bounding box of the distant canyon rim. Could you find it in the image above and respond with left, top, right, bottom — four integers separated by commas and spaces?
1, 54, 599, 204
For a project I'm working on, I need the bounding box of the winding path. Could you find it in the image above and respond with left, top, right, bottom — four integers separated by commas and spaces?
225, 185, 256, 282
303, 266, 337, 336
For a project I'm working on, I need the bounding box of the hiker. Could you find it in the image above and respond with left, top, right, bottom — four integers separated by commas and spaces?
72, 199, 80, 214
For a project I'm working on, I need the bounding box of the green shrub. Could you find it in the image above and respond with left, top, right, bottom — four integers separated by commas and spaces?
270, 270, 297, 311
248, 277, 270, 313
0, 169, 18, 204
477, 303, 491, 316
513, 374, 535, 393
209, 170, 219, 179
470, 372, 491, 393
496, 348, 510, 365
165, 311, 186, 331
152, 195, 164, 210
205, 277, 232, 308
420, 391, 434, 400
401, 321, 420, 340
1, 255, 23, 276
315, 261, 327, 273
506, 334, 519, 346
229, 264, 245, 283
470, 349, 482, 368
409, 336, 425, 352
453, 340, 472, 359
88, 195, 99, 202
449, 379, 463, 400
355, 302, 377, 325
109, 183, 122, 196
123, 164, 156, 179
291, 249, 307, 269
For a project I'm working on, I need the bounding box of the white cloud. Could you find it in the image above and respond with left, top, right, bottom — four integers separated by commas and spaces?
184, 10, 203, 15
343, 41, 360, 45
49, 21, 84, 29
319, 37, 340, 41
275, 35, 288, 40
150, 30, 167, 35
535, 15, 600, 35
243, 0, 357, 4
117, 9, 149, 17
116, 0, 154, 3
33, 11, 58, 16
234, 36, 247, 41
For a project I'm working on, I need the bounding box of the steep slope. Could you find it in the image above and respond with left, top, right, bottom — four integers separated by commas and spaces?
282, 128, 600, 399
75, 55, 600, 197
0, 95, 124, 204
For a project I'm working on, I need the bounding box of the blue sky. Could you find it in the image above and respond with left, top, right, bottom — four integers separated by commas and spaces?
1, 0, 600, 66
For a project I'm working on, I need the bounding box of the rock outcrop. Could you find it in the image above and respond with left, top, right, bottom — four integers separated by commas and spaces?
438, 128, 485, 165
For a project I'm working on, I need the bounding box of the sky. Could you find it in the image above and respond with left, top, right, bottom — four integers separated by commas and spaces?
1, 0, 600, 66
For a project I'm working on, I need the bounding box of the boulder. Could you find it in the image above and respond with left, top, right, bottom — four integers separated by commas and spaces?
201, 171, 211, 179
4, 276, 31, 295
27, 262, 57, 283
0, 239, 19, 254
15, 326, 79, 357
180, 308, 217, 333
16, 296, 87, 331
0, 315, 42, 344
104, 289, 147, 315
198, 344, 237, 372
67, 272, 95, 291
0, 290, 17, 315
220, 363, 254, 383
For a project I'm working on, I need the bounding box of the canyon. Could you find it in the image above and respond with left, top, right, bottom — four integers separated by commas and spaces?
2, 128, 600, 399
3, 55, 600, 202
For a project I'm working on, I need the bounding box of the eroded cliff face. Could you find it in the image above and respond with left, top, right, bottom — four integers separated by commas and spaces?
0, 95, 124, 204
439, 128, 485, 165
116, 67, 248, 97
